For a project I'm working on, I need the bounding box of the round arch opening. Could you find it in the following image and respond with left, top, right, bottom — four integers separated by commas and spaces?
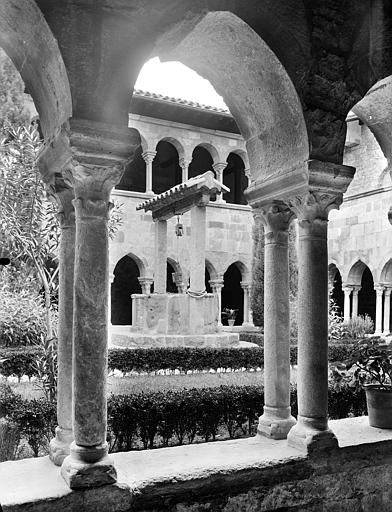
111, 255, 142, 325
222, 263, 244, 326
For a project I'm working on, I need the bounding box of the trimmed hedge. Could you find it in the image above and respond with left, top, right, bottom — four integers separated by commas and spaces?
0, 345, 358, 378
0, 382, 367, 456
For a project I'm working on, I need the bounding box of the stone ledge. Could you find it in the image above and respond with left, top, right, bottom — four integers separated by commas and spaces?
1, 417, 392, 511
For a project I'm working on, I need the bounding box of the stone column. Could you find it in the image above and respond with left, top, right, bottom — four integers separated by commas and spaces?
257, 202, 296, 439
342, 287, 352, 323
287, 191, 341, 452
108, 274, 114, 325
352, 286, 360, 318
142, 150, 156, 194
240, 281, 253, 327
209, 278, 224, 326
154, 220, 168, 293
49, 186, 75, 466
375, 285, 385, 335
213, 163, 226, 203
189, 199, 208, 293
138, 276, 153, 294
179, 158, 190, 183
61, 163, 124, 489
383, 287, 391, 335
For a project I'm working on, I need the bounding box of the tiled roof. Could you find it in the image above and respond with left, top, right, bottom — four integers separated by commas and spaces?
133, 89, 231, 115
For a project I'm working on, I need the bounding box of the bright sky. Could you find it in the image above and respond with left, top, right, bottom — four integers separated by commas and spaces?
135, 57, 228, 110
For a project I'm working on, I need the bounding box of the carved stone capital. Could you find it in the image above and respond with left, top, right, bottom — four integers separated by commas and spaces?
179, 158, 190, 170
142, 151, 157, 165
240, 281, 251, 291
64, 163, 123, 220
209, 278, 224, 292
254, 201, 294, 243
213, 162, 226, 175
375, 285, 385, 296
287, 190, 342, 225
45, 173, 75, 228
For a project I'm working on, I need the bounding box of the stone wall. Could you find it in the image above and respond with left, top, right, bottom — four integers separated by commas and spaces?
328, 122, 391, 283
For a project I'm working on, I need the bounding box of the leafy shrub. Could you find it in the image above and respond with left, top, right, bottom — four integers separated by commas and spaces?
0, 288, 47, 346
329, 298, 345, 341
343, 315, 374, 340
0, 346, 41, 379
239, 331, 264, 346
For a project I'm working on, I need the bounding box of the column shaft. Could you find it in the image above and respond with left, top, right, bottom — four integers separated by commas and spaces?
343, 288, 352, 323
49, 192, 75, 466
287, 208, 338, 452
383, 289, 391, 335
258, 203, 295, 439
352, 289, 359, 318
189, 205, 206, 293
375, 286, 384, 335
154, 220, 167, 293
142, 151, 156, 194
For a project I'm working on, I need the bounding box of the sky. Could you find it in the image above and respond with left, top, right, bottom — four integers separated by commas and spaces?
134, 57, 228, 110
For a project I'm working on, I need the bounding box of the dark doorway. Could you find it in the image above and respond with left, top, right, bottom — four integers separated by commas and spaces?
166, 261, 178, 293
188, 145, 214, 179
153, 140, 182, 194
358, 266, 376, 323
223, 153, 248, 205
222, 263, 243, 325
111, 255, 142, 325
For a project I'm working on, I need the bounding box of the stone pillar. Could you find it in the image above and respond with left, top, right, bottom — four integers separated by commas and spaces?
240, 281, 253, 327
189, 200, 208, 293
342, 287, 352, 323
154, 219, 168, 293
138, 276, 153, 294
351, 286, 360, 318
49, 186, 75, 466
375, 285, 385, 335
209, 278, 224, 326
213, 163, 226, 203
383, 287, 391, 335
108, 274, 114, 325
61, 163, 124, 489
179, 158, 190, 183
287, 191, 341, 452
257, 202, 296, 439
142, 150, 156, 194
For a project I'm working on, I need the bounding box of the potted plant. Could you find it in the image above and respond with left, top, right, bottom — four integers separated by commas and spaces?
337, 338, 392, 428
222, 308, 238, 327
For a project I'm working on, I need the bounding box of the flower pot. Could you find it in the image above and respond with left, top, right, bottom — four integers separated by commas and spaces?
228, 319, 235, 327
365, 384, 392, 428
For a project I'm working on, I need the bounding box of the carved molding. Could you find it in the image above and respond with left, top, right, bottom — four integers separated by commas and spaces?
287, 190, 343, 224
254, 201, 293, 243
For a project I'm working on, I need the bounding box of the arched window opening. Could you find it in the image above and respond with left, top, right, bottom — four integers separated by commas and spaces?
222, 263, 244, 325
358, 266, 376, 323
329, 265, 344, 315
111, 256, 142, 325
223, 153, 248, 205
188, 145, 214, 179
166, 260, 178, 293
116, 145, 146, 192
153, 140, 182, 194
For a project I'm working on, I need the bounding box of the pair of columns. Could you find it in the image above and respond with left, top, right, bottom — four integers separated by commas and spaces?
48, 162, 126, 488
342, 285, 361, 322
252, 160, 354, 451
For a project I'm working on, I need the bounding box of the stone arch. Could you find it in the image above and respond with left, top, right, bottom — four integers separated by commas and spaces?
222, 152, 248, 205
166, 257, 182, 293
197, 142, 220, 164
353, 76, 392, 170
347, 260, 376, 323
380, 259, 392, 285
149, 11, 308, 183
230, 148, 250, 171
0, 0, 72, 142
346, 260, 371, 286
117, 128, 148, 192
205, 258, 218, 294
153, 139, 182, 193
188, 144, 215, 179
159, 136, 185, 160
111, 253, 146, 325
222, 261, 248, 325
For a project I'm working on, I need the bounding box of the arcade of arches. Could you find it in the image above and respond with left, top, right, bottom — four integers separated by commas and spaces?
4, 2, 392, 510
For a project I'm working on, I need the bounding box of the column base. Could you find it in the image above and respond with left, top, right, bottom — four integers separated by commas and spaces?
49, 426, 74, 466
61, 442, 117, 489
287, 416, 338, 454
257, 406, 296, 440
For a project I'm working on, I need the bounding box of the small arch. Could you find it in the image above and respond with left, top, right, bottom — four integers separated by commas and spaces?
166, 258, 182, 293
197, 142, 220, 164
347, 260, 368, 286
159, 136, 185, 160
111, 254, 144, 325
205, 259, 218, 293
188, 144, 215, 179
222, 152, 248, 205
153, 140, 182, 193
380, 259, 392, 285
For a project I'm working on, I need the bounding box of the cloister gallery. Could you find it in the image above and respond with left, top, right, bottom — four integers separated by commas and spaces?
2, 1, 392, 511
